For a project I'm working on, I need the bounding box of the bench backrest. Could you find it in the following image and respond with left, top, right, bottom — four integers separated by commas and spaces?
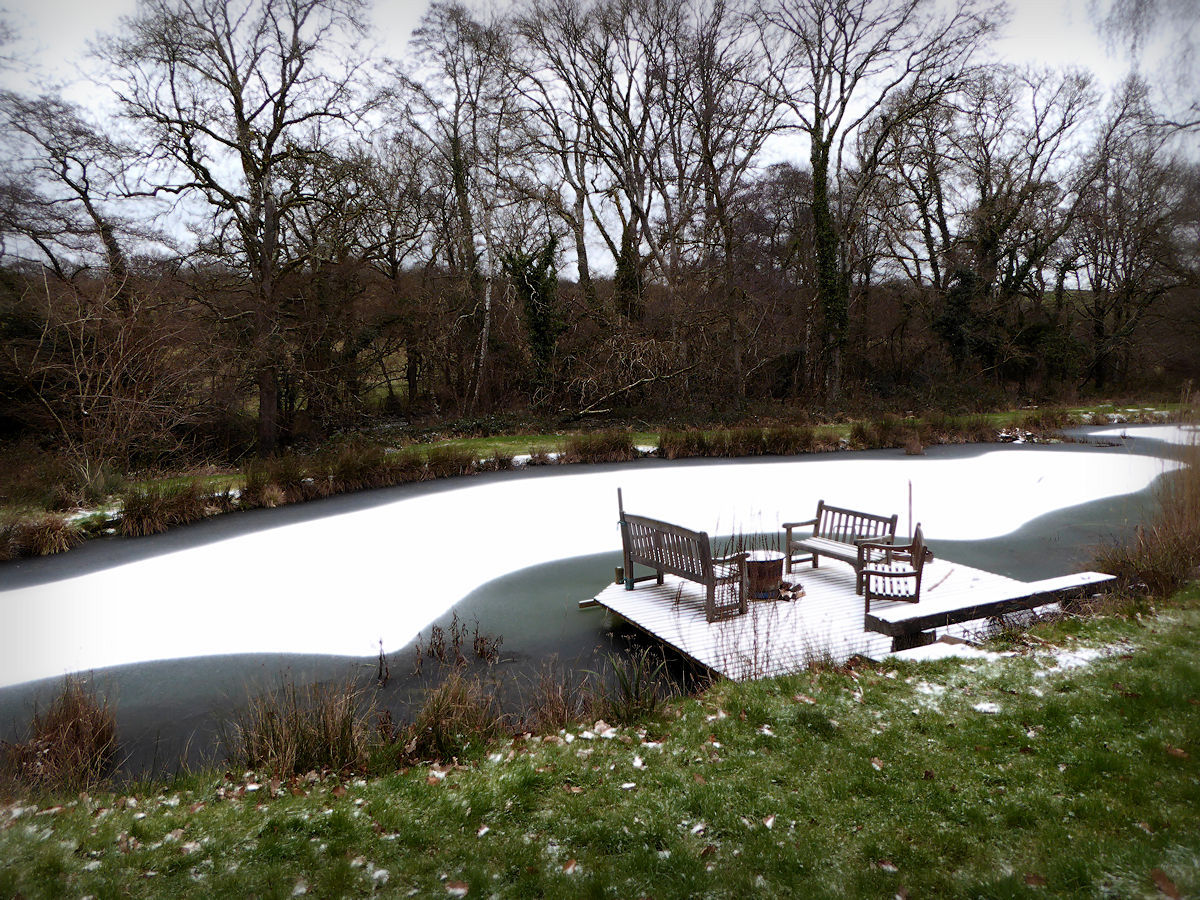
814, 500, 897, 544
622, 512, 714, 583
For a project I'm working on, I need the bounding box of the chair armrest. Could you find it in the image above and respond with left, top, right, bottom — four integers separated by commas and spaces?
854, 534, 894, 546
858, 537, 901, 554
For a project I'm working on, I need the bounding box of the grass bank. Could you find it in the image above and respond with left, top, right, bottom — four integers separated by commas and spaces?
4, 400, 1184, 563
3, 586, 1198, 898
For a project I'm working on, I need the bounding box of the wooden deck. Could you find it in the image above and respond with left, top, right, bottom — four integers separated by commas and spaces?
585, 559, 1116, 681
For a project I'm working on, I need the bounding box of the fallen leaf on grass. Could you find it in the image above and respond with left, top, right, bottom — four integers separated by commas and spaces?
876, 859, 898, 873
563, 859, 577, 874
446, 881, 470, 897
1137, 822, 1154, 834
1151, 868, 1180, 898
763, 815, 775, 829
793, 693, 817, 705
1165, 745, 1189, 759
331, 785, 347, 798
564, 785, 584, 794
693, 774, 706, 785
1024, 872, 1047, 886
700, 844, 717, 857
871, 757, 884, 771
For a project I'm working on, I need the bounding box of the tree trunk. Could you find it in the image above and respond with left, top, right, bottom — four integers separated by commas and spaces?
572, 192, 598, 310
810, 136, 847, 403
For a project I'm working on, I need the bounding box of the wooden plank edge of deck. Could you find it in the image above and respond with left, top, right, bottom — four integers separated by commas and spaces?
864, 573, 1119, 637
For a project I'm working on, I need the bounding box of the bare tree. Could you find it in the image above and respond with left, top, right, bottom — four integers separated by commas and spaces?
1072, 80, 1189, 387
2, 278, 211, 486
98, 0, 374, 453
400, 1, 529, 413
0, 93, 140, 303
1098, 0, 1199, 131
755, 0, 1002, 401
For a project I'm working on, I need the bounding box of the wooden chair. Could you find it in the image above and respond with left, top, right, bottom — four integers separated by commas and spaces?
859, 524, 933, 612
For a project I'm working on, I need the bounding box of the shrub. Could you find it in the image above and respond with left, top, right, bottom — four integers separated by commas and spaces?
226, 679, 374, 777
5, 514, 83, 556
119, 481, 208, 537
407, 670, 505, 762
1, 676, 117, 792
563, 430, 638, 463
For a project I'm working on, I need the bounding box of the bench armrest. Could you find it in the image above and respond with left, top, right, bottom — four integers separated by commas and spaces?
713, 551, 749, 566
781, 518, 817, 530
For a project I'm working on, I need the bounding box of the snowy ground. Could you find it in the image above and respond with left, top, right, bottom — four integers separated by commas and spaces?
0, 439, 1185, 689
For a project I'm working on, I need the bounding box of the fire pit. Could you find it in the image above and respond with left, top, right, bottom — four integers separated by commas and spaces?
746, 549, 785, 599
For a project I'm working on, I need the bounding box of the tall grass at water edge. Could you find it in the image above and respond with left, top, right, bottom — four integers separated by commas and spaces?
1093, 427, 1200, 600
1, 677, 117, 795
225, 679, 375, 778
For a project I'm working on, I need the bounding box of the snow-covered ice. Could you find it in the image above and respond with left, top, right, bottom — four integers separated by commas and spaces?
0, 446, 1181, 687
1089, 423, 1199, 446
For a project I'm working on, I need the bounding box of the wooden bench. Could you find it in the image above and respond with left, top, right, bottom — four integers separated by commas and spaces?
860, 524, 933, 612
618, 490, 748, 623
784, 500, 898, 594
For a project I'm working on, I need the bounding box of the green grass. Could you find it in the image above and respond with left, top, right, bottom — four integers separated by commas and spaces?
4, 588, 1198, 898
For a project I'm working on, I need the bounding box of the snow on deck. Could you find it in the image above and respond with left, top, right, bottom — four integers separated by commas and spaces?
589, 560, 1115, 681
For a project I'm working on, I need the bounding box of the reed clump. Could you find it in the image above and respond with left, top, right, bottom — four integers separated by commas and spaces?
2, 514, 83, 557
119, 481, 209, 536
1, 676, 117, 792
424, 446, 478, 479
658, 428, 711, 459
226, 679, 374, 777
1092, 436, 1200, 600
591, 648, 674, 724
406, 670, 506, 762
562, 430, 638, 463
522, 658, 596, 734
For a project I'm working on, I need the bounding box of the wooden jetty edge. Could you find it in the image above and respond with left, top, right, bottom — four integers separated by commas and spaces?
863, 571, 1117, 640
582, 560, 1117, 681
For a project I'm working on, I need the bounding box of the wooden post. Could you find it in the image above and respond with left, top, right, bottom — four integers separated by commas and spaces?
618, 488, 634, 590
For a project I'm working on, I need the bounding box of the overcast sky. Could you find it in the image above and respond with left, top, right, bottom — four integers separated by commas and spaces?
2, 0, 1138, 100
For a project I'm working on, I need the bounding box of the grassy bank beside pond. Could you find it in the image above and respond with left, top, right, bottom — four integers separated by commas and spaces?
3, 585, 1197, 898
2, 400, 1186, 563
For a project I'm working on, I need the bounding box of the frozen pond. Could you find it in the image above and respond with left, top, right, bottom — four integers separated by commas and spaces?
0, 429, 1186, 690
